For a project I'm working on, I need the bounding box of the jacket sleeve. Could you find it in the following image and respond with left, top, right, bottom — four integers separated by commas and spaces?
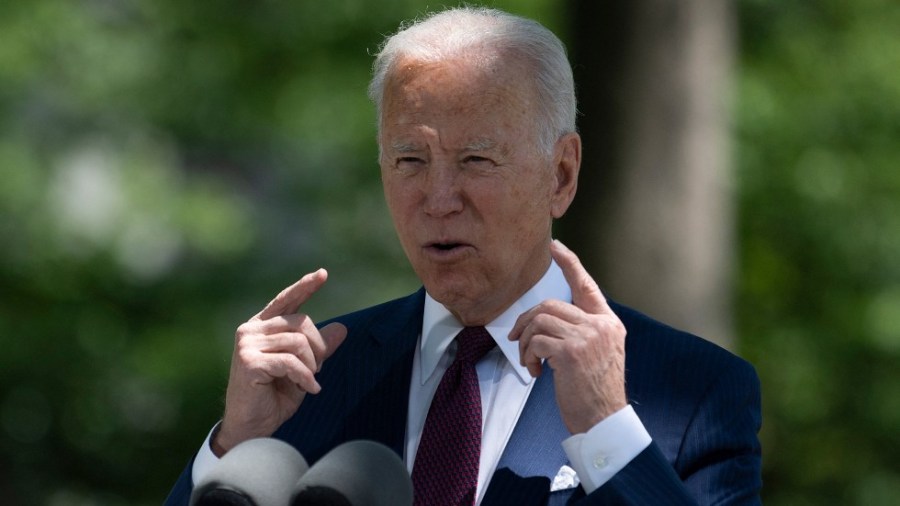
575, 360, 763, 505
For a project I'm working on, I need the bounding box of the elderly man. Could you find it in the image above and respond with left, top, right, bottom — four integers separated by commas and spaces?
166, 7, 761, 506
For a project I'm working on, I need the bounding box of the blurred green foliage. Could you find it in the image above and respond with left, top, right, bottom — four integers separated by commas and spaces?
0, 0, 897, 504
736, 0, 900, 504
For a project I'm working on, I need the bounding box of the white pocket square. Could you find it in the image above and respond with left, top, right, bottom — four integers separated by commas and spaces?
550, 465, 580, 492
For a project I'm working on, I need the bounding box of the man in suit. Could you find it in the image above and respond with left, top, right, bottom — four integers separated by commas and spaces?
166, 6, 761, 505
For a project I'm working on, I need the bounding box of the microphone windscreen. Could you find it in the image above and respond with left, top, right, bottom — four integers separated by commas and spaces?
291, 440, 412, 506
191, 437, 309, 506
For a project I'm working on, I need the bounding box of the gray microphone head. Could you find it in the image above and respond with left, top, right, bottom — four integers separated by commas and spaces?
191, 437, 309, 506
291, 440, 412, 506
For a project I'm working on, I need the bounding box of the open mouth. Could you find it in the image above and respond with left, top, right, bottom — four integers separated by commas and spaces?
425, 241, 471, 256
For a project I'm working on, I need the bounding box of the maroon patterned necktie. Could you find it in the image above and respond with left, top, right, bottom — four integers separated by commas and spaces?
412, 326, 496, 506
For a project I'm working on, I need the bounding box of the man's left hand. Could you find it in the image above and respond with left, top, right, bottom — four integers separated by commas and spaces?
509, 239, 627, 434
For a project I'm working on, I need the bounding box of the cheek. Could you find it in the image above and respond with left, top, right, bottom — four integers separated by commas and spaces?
382, 173, 406, 209
384, 182, 420, 238
496, 183, 554, 239
503, 175, 555, 216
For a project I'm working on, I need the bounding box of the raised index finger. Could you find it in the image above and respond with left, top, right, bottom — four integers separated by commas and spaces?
255, 268, 329, 320
551, 239, 609, 314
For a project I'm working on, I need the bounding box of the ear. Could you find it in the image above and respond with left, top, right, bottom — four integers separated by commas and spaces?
550, 132, 581, 219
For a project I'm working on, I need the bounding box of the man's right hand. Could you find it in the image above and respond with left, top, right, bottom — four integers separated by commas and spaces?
212, 268, 348, 456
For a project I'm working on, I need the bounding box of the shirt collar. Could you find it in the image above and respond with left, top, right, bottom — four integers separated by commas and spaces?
420, 259, 573, 385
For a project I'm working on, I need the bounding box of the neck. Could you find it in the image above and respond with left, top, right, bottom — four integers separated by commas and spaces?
446, 256, 551, 327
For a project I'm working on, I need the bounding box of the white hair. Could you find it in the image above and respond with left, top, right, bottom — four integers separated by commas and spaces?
368, 6, 577, 155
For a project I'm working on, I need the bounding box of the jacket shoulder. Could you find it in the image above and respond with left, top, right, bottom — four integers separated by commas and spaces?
612, 301, 760, 466
612, 300, 756, 381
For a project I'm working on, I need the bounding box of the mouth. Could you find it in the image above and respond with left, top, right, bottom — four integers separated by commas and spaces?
423, 240, 473, 257
432, 242, 463, 251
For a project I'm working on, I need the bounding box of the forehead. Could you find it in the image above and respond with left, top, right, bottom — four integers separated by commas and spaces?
381, 56, 537, 131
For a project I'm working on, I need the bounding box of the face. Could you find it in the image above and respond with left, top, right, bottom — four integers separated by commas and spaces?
379, 56, 580, 325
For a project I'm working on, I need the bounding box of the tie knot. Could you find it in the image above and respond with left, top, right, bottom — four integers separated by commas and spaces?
455, 326, 495, 364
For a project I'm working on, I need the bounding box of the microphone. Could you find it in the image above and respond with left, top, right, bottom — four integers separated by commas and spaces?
291, 440, 412, 506
191, 438, 309, 506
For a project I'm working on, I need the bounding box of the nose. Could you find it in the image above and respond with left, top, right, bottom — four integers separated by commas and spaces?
422, 163, 464, 217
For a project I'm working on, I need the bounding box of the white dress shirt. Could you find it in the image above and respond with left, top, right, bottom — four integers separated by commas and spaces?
192, 260, 651, 502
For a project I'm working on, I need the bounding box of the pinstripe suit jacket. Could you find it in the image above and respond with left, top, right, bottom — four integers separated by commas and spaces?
165, 288, 761, 505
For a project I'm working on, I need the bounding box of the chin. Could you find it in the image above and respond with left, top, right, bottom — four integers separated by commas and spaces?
424, 280, 472, 305
422, 276, 479, 308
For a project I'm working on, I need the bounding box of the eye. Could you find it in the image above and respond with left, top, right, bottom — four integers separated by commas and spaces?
393, 156, 426, 175
397, 156, 425, 166
463, 155, 494, 165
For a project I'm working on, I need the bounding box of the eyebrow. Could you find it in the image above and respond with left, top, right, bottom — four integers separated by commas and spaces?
388, 138, 498, 153
464, 138, 497, 151
390, 141, 421, 153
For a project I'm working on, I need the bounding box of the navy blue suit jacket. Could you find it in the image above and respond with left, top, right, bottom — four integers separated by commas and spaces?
165, 288, 761, 505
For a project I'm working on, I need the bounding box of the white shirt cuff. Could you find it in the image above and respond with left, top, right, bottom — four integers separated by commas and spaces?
561, 405, 652, 493
191, 422, 223, 486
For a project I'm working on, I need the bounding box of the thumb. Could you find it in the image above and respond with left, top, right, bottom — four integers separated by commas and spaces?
318, 322, 348, 364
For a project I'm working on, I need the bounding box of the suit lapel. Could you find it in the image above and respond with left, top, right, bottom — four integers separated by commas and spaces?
280, 289, 425, 463
341, 288, 425, 457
